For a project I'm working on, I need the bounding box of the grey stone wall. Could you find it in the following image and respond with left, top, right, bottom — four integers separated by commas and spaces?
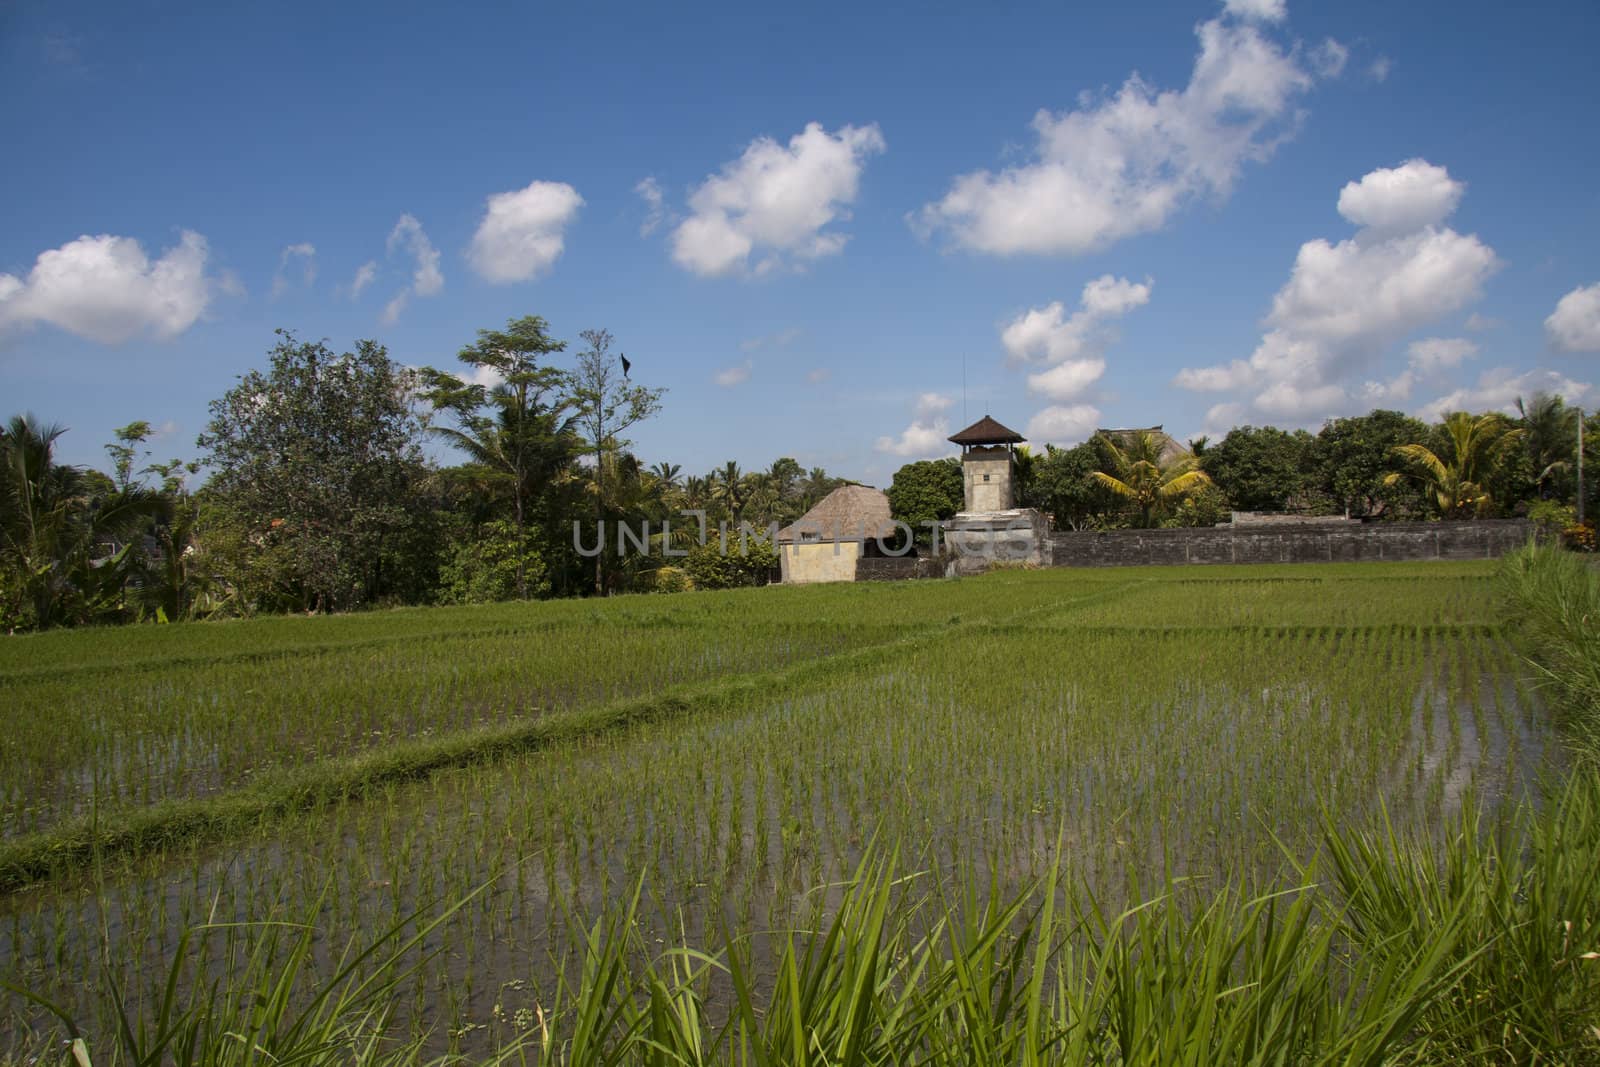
855, 556, 946, 581
1049, 520, 1533, 568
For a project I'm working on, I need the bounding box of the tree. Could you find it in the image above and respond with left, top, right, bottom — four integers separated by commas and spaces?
886, 458, 963, 546
1312, 410, 1430, 518
0, 415, 159, 629
422, 315, 573, 600
1201, 426, 1312, 512
567, 329, 665, 595
1384, 411, 1525, 518
1090, 431, 1212, 528
197, 331, 435, 613
1517, 393, 1579, 501
1027, 442, 1121, 531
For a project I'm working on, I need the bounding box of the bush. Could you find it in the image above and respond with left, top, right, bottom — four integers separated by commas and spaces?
683, 530, 777, 590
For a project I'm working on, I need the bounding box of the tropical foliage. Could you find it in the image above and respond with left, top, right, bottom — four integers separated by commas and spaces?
1089, 429, 1214, 527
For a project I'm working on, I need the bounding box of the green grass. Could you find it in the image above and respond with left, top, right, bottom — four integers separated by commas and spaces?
1, 559, 1590, 1062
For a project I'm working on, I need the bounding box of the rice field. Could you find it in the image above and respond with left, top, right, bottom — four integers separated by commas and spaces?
0, 561, 1575, 1060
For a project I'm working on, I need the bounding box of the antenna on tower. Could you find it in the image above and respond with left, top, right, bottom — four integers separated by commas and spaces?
962, 353, 967, 425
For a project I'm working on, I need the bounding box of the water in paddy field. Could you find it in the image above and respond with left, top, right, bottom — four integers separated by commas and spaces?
0, 590, 1570, 1058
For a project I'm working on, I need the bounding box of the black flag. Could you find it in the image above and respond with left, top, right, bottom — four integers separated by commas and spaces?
621, 355, 632, 379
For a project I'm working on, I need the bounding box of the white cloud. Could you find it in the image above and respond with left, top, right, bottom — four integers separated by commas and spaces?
469, 181, 583, 283
1465, 311, 1498, 332
913, 8, 1329, 256
1416, 367, 1592, 424
377, 214, 444, 323
713, 360, 752, 387
1174, 160, 1497, 423
0, 230, 213, 343
388, 214, 442, 295
1025, 403, 1101, 447
1002, 275, 1152, 374
270, 242, 316, 299
1335, 159, 1462, 235
1027, 359, 1107, 402
875, 392, 954, 458
670, 122, 886, 277
635, 177, 665, 237
1223, 0, 1286, 21
1546, 282, 1600, 352
1367, 56, 1392, 82
349, 260, 378, 299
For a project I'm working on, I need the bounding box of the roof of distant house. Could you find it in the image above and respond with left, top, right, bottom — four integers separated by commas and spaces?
948, 415, 1025, 446
775, 485, 898, 543
1097, 426, 1188, 465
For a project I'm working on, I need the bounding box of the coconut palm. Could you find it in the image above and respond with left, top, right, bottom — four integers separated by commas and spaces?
1517, 393, 1578, 499
1090, 431, 1212, 528
1384, 411, 1525, 517
1, 414, 160, 628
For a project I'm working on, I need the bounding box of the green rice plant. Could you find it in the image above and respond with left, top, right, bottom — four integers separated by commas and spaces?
1501, 541, 1600, 756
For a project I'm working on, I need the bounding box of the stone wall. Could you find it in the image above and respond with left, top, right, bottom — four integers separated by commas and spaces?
855, 556, 947, 581
1049, 520, 1533, 568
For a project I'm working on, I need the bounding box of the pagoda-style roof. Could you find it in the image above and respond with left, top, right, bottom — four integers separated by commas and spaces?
947, 415, 1025, 446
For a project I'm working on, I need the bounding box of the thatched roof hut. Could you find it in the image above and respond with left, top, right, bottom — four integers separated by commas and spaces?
1096, 426, 1189, 465
776, 485, 897, 544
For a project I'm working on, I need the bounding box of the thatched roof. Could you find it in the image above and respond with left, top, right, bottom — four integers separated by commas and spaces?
1096, 426, 1188, 465
776, 485, 897, 543
948, 415, 1025, 446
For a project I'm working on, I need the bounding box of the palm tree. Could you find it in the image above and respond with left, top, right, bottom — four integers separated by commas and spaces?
1384, 411, 1525, 517
1517, 393, 1578, 499
1, 414, 159, 628
1090, 431, 1212, 528
711, 461, 745, 522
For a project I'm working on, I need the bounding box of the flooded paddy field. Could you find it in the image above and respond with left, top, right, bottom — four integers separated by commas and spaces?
0, 561, 1569, 1059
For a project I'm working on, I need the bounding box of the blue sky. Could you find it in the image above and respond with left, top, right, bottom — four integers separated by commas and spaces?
3, 0, 1598, 486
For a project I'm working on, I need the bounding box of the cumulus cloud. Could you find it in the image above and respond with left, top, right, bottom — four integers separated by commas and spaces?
1416, 367, 1592, 424
1025, 403, 1102, 447
270, 242, 316, 299
913, 6, 1329, 256
1546, 282, 1600, 352
1174, 159, 1498, 423
1335, 159, 1462, 235
670, 122, 886, 277
469, 181, 583, 283
635, 177, 665, 237
1359, 338, 1476, 405
875, 392, 955, 458
0, 230, 214, 343
1002, 276, 1152, 402
379, 214, 443, 324
713, 360, 753, 387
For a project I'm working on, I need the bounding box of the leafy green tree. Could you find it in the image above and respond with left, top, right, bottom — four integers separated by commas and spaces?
683, 528, 777, 589
197, 331, 435, 613
1384, 411, 1525, 518
567, 328, 665, 595
887, 458, 963, 546
1201, 426, 1313, 512
1026, 442, 1120, 531
422, 315, 574, 600
1312, 410, 1430, 518
1090, 431, 1212, 528
437, 519, 548, 603
1517, 393, 1579, 501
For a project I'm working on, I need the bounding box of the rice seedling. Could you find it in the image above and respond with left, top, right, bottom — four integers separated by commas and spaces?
0, 560, 1587, 1062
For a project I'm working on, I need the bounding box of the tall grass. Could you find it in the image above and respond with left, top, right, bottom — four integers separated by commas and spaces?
1501, 541, 1600, 756
23, 777, 1600, 1064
